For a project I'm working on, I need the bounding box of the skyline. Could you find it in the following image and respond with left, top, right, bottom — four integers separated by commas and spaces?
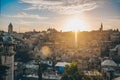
0, 0, 120, 32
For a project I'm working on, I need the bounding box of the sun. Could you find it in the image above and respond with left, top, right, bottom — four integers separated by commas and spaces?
64, 18, 87, 32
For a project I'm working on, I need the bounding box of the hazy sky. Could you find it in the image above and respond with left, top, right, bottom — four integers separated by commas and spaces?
0, 0, 120, 32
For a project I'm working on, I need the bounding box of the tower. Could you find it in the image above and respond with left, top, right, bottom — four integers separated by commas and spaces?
0, 35, 15, 80
100, 23, 103, 31
8, 23, 13, 34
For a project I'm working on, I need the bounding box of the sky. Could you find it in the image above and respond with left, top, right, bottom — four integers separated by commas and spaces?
0, 0, 120, 32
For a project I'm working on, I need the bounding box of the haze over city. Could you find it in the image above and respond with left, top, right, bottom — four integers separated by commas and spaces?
1, 0, 120, 80
1, 0, 120, 32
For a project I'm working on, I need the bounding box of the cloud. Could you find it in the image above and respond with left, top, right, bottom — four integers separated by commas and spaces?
20, 0, 103, 14
6, 12, 48, 19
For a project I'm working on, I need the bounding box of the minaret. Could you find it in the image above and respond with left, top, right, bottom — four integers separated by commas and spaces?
101, 23, 103, 30
8, 23, 13, 34
100, 23, 103, 31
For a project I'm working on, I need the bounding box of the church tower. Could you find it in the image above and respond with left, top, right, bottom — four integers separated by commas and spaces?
8, 23, 13, 34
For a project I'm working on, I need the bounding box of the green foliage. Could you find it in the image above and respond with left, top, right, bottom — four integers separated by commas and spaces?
61, 62, 105, 80
61, 62, 82, 80
82, 76, 94, 80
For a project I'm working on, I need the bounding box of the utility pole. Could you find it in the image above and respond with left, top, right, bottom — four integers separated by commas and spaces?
38, 64, 42, 80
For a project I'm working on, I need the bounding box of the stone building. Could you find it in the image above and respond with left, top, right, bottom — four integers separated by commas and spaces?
8, 23, 13, 34
0, 34, 15, 80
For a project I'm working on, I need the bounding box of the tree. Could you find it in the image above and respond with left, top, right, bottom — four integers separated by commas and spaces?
61, 62, 104, 80
61, 62, 83, 80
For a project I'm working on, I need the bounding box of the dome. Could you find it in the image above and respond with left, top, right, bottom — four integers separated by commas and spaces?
101, 59, 117, 67
55, 62, 70, 67
3, 35, 13, 42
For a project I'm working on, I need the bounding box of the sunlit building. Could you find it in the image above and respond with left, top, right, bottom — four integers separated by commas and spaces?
110, 29, 120, 42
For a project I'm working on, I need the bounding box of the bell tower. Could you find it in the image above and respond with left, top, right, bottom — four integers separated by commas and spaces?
8, 23, 13, 34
